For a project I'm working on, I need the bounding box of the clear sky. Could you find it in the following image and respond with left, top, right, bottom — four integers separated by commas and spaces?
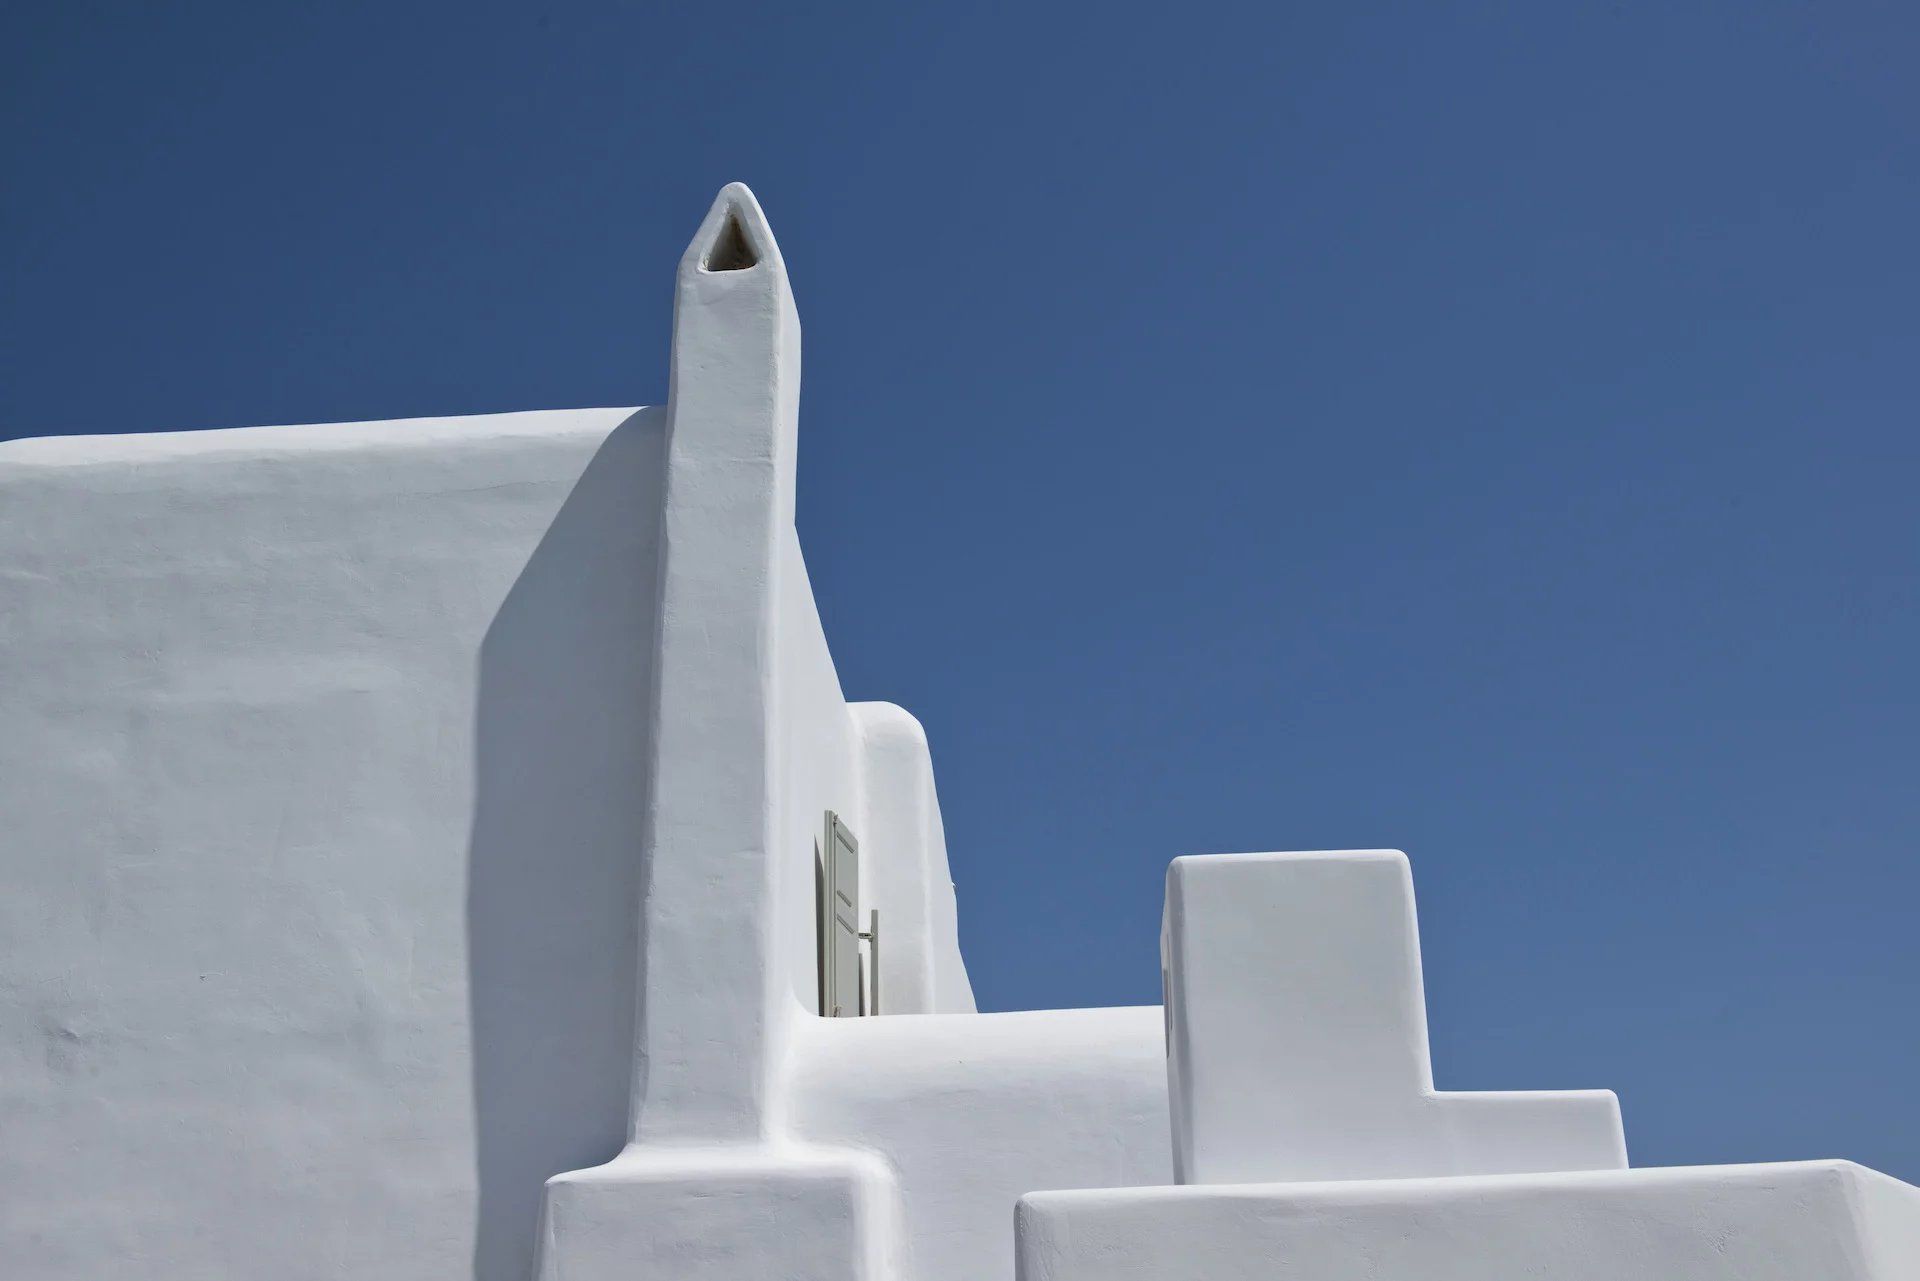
4, 4, 1915, 1179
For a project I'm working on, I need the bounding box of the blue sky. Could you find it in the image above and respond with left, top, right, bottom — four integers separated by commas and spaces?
4, 3, 1916, 1178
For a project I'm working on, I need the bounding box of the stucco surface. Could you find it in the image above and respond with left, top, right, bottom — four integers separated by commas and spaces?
1016, 1161, 1920, 1281
0, 409, 661, 1280
1164, 851, 1623, 1185
791, 1006, 1170, 1281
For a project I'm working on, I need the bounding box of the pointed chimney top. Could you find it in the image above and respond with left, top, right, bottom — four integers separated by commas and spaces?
682, 182, 783, 279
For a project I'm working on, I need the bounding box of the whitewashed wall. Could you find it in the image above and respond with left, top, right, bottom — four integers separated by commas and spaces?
0, 409, 661, 1281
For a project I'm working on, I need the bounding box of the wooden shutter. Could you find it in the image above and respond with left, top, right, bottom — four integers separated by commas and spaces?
821, 812, 862, 1017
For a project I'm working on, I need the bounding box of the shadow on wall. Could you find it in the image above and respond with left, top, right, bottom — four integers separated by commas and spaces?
467, 410, 663, 1281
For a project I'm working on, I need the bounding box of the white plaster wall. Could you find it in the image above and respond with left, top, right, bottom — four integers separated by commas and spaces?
791, 1006, 1171, 1281
849, 701, 973, 1015
0, 409, 661, 1281
1015, 1161, 1920, 1281
541, 1144, 901, 1281
1163, 852, 1624, 1185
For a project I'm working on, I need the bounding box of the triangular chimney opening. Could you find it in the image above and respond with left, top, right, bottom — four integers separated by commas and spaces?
704, 211, 759, 272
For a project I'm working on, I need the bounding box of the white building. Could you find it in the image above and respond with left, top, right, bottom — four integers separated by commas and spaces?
1, 185, 1913, 1281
